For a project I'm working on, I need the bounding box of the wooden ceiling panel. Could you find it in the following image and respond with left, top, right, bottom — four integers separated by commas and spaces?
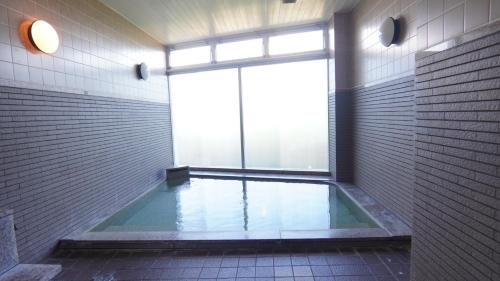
100, 0, 360, 44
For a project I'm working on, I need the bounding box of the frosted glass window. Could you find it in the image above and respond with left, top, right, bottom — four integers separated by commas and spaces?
217, 38, 263, 61
269, 30, 324, 55
241, 60, 328, 171
169, 45, 211, 67
169, 69, 242, 168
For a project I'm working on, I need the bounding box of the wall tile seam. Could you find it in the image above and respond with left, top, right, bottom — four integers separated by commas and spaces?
2, 157, 167, 192
411, 219, 493, 280
413, 202, 499, 268
415, 43, 500, 74
415, 99, 500, 106
415, 61, 500, 83
355, 91, 416, 101
7, 172, 166, 215
415, 179, 499, 229
354, 147, 415, 163
0, 122, 169, 138
355, 121, 416, 129
354, 95, 415, 104
0, 128, 169, 141
353, 75, 415, 90
410, 252, 453, 281
415, 194, 499, 242
411, 243, 477, 281
415, 116, 500, 123
354, 165, 415, 188
0, 88, 170, 106
354, 175, 414, 199
0, 134, 166, 159
415, 55, 500, 79
353, 140, 416, 161
0, 92, 170, 103
419, 79, 500, 96
1, 105, 170, 112
414, 124, 499, 135
415, 74, 500, 90
415, 124, 500, 136
353, 81, 415, 95
354, 155, 416, 179
415, 139, 500, 162
355, 124, 415, 133
1, 152, 168, 183
0, 140, 170, 162
355, 100, 415, 108
11, 176, 159, 210
416, 31, 500, 67
415, 150, 500, 180
0, 125, 169, 148
415, 205, 499, 242
354, 134, 414, 146
415, 164, 499, 207
412, 209, 498, 264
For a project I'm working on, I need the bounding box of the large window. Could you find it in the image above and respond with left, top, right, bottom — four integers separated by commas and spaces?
169, 69, 242, 168
169, 60, 328, 171
216, 38, 263, 61
168, 26, 326, 68
241, 60, 328, 170
269, 30, 324, 55
168, 27, 329, 171
169, 45, 211, 67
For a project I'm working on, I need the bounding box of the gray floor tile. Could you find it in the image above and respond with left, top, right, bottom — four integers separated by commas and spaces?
219, 268, 238, 278
311, 265, 332, 277
200, 267, 220, 278
237, 267, 256, 278
255, 266, 274, 277
274, 266, 293, 277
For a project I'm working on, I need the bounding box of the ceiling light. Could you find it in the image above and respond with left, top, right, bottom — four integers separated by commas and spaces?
379, 17, 399, 47
28, 20, 59, 54
137, 62, 150, 80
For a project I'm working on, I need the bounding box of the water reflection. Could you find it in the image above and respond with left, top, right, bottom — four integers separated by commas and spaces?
93, 178, 377, 232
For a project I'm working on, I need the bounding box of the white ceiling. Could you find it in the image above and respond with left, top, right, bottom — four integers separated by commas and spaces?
99, 0, 360, 45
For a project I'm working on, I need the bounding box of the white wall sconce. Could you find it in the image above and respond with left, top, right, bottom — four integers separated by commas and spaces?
27, 20, 60, 54
379, 17, 399, 47
136, 62, 150, 80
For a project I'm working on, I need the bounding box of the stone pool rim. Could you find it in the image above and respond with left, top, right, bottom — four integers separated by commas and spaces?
59, 174, 411, 249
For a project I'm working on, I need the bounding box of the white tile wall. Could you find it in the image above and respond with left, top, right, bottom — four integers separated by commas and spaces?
352, 0, 500, 87
0, 0, 169, 103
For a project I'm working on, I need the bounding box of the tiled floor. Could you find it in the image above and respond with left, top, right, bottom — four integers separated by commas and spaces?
45, 245, 410, 281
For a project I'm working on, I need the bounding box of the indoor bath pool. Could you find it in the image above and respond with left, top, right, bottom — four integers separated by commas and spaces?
92, 178, 378, 232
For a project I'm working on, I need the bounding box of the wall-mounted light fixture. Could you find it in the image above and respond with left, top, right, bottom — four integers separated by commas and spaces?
25, 20, 60, 54
136, 62, 150, 80
379, 17, 399, 47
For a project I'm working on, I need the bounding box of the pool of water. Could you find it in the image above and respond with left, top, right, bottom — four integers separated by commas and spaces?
92, 178, 378, 232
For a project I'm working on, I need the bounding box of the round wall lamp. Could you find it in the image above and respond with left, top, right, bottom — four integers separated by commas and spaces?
136, 62, 150, 80
28, 20, 59, 54
379, 17, 399, 47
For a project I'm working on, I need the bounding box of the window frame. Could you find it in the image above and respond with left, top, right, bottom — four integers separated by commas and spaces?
167, 22, 328, 74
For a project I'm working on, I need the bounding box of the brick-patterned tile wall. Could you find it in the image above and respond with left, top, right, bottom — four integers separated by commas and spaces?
352, 76, 416, 226
328, 91, 336, 178
0, 86, 173, 262
412, 31, 500, 280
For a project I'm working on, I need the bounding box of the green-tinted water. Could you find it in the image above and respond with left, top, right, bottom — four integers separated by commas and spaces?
92, 178, 378, 232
